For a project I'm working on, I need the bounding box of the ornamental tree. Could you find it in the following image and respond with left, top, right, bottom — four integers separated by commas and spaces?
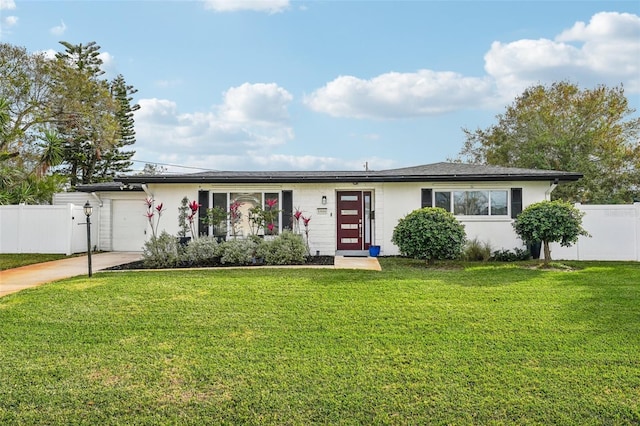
392, 207, 466, 264
513, 200, 589, 265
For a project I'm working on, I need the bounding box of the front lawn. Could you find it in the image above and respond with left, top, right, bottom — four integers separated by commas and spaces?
0, 259, 638, 424
0, 253, 71, 270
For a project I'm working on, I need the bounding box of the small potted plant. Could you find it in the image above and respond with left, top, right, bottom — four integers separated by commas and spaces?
177, 197, 200, 245
203, 206, 228, 242
177, 196, 191, 245
248, 205, 265, 236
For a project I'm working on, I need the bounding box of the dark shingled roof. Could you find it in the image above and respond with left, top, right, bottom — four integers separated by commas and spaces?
75, 182, 144, 193
112, 162, 582, 185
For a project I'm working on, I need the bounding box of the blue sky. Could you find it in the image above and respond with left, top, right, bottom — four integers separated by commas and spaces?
1, 0, 639, 173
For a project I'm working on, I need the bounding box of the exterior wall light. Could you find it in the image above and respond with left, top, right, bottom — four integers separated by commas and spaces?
321, 195, 327, 205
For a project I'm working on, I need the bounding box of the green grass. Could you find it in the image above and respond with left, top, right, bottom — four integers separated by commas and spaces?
0, 253, 72, 270
1, 259, 638, 424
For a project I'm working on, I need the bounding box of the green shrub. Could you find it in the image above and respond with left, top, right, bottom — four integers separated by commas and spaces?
463, 238, 492, 261
183, 236, 220, 266
392, 207, 466, 263
490, 247, 531, 262
259, 231, 307, 265
218, 238, 258, 265
142, 231, 180, 269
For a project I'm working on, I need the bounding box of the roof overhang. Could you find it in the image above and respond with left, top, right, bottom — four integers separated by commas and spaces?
117, 173, 583, 185
78, 163, 582, 191
75, 182, 144, 193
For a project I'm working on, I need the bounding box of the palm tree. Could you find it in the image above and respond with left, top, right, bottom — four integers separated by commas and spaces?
38, 130, 64, 176
0, 97, 17, 161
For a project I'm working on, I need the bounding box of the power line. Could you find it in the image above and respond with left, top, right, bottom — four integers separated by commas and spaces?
130, 159, 219, 172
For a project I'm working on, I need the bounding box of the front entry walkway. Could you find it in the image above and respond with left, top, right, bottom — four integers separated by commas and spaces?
334, 256, 382, 271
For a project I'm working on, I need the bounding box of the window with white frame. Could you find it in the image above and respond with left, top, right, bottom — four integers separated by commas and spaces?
201, 190, 293, 238
434, 190, 509, 216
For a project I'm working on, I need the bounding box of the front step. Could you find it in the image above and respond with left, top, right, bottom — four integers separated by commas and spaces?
335, 250, 370, 257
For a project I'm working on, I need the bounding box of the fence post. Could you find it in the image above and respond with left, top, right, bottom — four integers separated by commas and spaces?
17, 204, 24, 254
635, 203, 640, 262
65, 203, 73, 256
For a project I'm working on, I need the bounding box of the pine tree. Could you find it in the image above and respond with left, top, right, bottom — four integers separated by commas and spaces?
56, 41, 104, 77
96, 74, 139, 180
52, 41, 119, 186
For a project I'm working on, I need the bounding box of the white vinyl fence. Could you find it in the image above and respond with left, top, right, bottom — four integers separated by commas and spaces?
1, 202, 639, 260
551, 203, 640, 261
0, 204, 98, 255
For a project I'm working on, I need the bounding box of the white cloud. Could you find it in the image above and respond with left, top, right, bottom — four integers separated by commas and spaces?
485, 11, 640, 99
307, 11, 639, 120
241, 153, 395, 171
155, 79, 183, 89
305, 70, 494, 119
1, 15, 18, 36
1, 0, 17, 36
557, 11, 639, 41
0, 0, 16, 10
97, 51, 116, 74
38, 49, 58, 60
145, 152, 395, 173
132, 84, 394, 172
133, 83, 295, 170
50, 19, 66, 36
203, 0, 289, 14
221, 83, 293, 123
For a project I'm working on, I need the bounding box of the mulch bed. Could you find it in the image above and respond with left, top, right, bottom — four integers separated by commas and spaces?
106, 256, 335, 270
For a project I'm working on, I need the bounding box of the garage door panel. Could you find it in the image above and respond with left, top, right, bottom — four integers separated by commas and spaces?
113, 200, 148, 251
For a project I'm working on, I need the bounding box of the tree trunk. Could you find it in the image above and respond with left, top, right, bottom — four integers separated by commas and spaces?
543, 240, 552, 265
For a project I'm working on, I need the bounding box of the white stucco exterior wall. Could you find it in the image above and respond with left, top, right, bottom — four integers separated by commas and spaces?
144, 180, 555, 256
379, 180, 552, 255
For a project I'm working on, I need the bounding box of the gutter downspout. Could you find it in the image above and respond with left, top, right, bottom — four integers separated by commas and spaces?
141, 184, 155, 239
545, 178, 559, 201
141, 184, 153, 200
89, 192, 103, 252
90, 192, 103, 207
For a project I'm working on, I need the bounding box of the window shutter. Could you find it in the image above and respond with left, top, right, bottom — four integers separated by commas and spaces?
421, 189, 433, 208
511, 188, 522, 218
198, 190, 209, 236
282, 190, 293, 230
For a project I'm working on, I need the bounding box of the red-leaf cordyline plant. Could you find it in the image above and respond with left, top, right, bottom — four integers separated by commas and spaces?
301, 215, 311, 255
145, 198, 164, 239
263, 198, 280, 235
187, 199, 200, 239
292, 208, 303, 234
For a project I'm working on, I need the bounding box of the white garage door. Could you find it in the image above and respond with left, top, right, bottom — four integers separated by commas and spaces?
112, 200, 148, 251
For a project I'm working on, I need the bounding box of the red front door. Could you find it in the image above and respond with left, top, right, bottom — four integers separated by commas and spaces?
337, 191, 368, 251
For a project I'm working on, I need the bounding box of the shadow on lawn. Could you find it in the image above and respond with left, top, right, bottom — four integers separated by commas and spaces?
552, 263, 640, 338
378, 257, 548, 287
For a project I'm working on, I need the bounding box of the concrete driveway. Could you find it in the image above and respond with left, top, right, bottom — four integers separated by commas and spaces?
0, 252, 142, 297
